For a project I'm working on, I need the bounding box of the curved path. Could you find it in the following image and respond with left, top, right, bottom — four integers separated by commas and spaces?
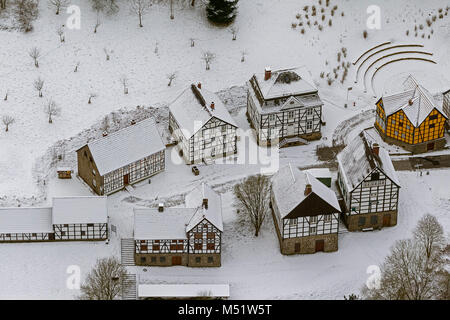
370, 57, 437, 96
363, 51, 434, 92
352, 41, 392, 65
355, 44, 424, 83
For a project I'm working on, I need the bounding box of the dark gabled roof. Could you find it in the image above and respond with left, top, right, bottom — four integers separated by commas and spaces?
284, 192, 340, 219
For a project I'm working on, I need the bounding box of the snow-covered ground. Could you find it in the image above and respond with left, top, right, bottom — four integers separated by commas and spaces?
0, 0, 449, 299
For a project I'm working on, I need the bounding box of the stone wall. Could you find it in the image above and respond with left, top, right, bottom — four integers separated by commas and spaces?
344, 210, 397, 232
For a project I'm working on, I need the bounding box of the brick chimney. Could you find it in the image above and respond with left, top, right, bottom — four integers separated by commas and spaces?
197, 82, 202, 89
158, 203, 164, 212
304, 184, 312, 196
130, 119, 136, 125
102, 131, 108, 137
210, 102, 215, 110
372, 143, 380, 156
408, 99, 413, 106
264, 67, 272, 81
202, 198, 208, 209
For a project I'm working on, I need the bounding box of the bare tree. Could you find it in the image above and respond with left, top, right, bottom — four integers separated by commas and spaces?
229, 26, 239, 40
103, 48, 111, 60
413, 214, 445, 259
56, 26, 65, 42
1, 0, 7, 10
167, 72, 176, 86
119, 75, 128, 94
74, 61, 80, 72
48, 0, 69, 15
189, 37, 195, 47
100, 115, 110, 133
154, 41, 159, 54
4, 90, 8, 101
202, 51, 215, 70
28, 46, 40, 67
79, 257, 128, 300
233, 175, 271, 237
88, 93, 97, 104
12, 0, 39, 32
129, 0, 152, 28
44, 99, 60, 123
33, 77, 44, 97
2, 115, 15, 132
241, 49, 247, 62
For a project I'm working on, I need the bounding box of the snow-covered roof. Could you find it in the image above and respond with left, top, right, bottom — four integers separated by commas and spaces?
85, 118, 165, 176
381, 75, 448, 126
138, 284, 230, 298
306, 168, 332, 179
271, 164, 340, 219
169, 84, 237, 139
0, 207, 53, 234
52, 196, 108, 225
185, 183, 223, 232
133, 208, 195, 240
337, 132, 400, 191
251, 66, 318, 101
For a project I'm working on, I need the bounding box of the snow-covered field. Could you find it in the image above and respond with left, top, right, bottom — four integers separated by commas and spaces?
0, 0, 449, 299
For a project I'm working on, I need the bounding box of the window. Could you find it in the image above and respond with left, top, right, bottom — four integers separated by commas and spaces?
324, 214, 331, 223
194, 243, 202, 250
310, 216, 318, 224
221, 126, 226, 133
394, 130, 398, 136
358, 217, 366, 226
289, 219, 298, 226
399, 115, 403, 120
269, 114, 275, 122
207, 243, 215, 250
429, 124, 435, 129
61, 231, 66, 236
306, 121, 313, 130
195, 257, 201, 263
391, 119, 396, 125
370, 215, 378, 225
81, 231, 86, 236
207, 257, 214, 263
160, 257, 166, 263
307, 108, 313, 116
140, 257, 146, 263
371, 172, 380, 180
399, 122, 403, 127
309, 227, 317, 235
211, 137, 215, 142
32, 233, 37, 237
401, 133, 406, 139
406, 124, 410, 130
151, 257, 157, 263
141, 244, 148, 251
288, 111, 294, 119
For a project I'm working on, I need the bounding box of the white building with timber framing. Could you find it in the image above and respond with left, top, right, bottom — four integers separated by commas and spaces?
0, 196, 108, 242
271, 164, 340, 254
247, 66, 324, 147
337, 132, 401, 232
169, 83, 238, 164
133, 183, 223, 267
76, 118, 165, 195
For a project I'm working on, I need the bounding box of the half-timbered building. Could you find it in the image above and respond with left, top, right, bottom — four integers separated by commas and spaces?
52, 196, 108, 241
337, 132, 401, 232
247, 66, 323, 147
134, 183, 223, 267
270, 164, 340, 255
169, 83, 238, 164
0, 207, 53, 242
443, 89, 450, 128
77, 118, 165, 195
0, 197, 108, 243
374, 76, 448, 153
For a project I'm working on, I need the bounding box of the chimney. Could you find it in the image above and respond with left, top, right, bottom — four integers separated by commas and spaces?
264, 67, 272, 81
130, 119, 136, 125
197, 82, 202, 89
158, 203, 164, 212
372, 143, 380, 156
102, 131, 108, 137
408, 99, 413, 106
202, 198, 208, 209
304, 184, 312, 196
210, 102, 215, 110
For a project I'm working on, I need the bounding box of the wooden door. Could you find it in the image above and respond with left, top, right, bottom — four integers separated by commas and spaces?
315, 240, 324, 252
123, 174, 129, 185
172, 256, 182, 265
383, 214, 391, 227
427, 142, 434, 151
294, 243, 301, 253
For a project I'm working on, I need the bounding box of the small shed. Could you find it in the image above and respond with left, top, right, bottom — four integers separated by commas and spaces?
306, 168, 332, 188
57, 167, 72, 179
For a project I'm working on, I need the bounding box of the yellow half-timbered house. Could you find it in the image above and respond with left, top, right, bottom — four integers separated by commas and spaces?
374, 76, 448, 153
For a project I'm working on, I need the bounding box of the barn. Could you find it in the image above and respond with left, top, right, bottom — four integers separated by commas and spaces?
52, 196, 108, 241
168, 83, 238, 164
133, 183, 223, 267
77, 118, 165, 195
0, 207, 53, 242
247, 66, 323, 147
337, 132, 401, 232
270, 164, 340, 255
374, 76, 448, 153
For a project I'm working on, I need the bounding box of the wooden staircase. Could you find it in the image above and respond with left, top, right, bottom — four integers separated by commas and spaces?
121, 274, 137, 300
121, 238, 136, 266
